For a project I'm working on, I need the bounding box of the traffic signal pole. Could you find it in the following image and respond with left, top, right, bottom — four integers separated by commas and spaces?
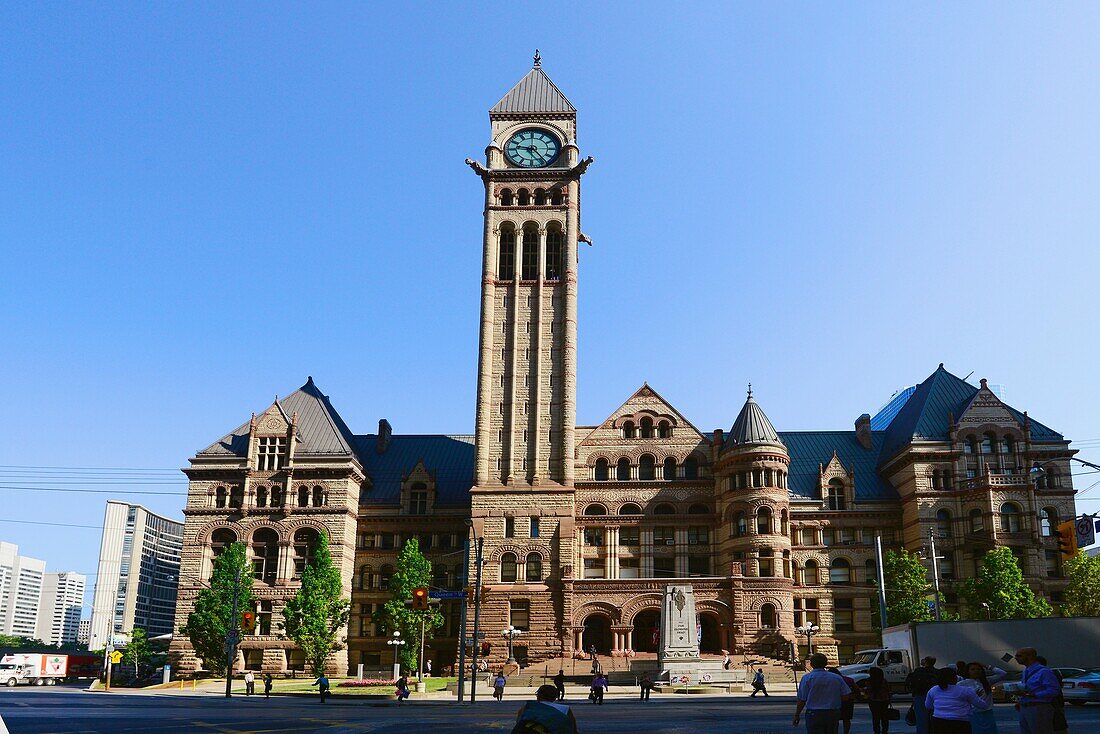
469, 536, 484, 703
225, 567, 241, 699
456, 536, 470, 703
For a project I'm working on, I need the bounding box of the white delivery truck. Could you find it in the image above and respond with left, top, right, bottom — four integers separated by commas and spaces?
839, 617, 1100, 690
0, 653, 76, 686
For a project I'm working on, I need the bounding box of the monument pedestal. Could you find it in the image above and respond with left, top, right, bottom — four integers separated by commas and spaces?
658, 584, 702, 682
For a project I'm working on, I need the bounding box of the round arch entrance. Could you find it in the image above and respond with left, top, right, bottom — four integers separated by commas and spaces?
698, 613, 722, 654
581, 615, 612, 655
632, 610, 660, 653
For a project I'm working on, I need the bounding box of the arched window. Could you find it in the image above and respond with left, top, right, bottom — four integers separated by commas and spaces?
594, 459, 609, 482
969, 508, 984, 532
803, 559, 819, 585
684, 457, 699, 479
550, 188, 563, 205
622, 421, 636, 439
1047, 468, 1061, 489
827, 479, 846, 510
292, 528, 320, 579
830, 558, 852, 585
1000, 503, 1022, 533
584, 503, 608, 516
639, 454, 656, 480
297, 486, 309, 508
935, 509, 952, 538
533, 188, 546, 205
254, 485, 268, 508
545, 224, 563, 280
640, 418, 654, 438
688, 503, 709, 515
964, 435, 978, 454
358, 564, 373, 590
312, 486, 325, 507
211, 528, 236, 559
229, 485, 244, 509
780, 509, 789, 536
764, 469, 774, 487
734, 512, 747, 537
1040, 507, 1057, 537
521, 226, 539, 280
756, 507, 773, 534
526, 553, 543, 582
981, 433, 995, 454
517, 188, 530, 206
215, 486, 227, 508
500, 553, 518, 583
657, 420, 672, 438
251, 528, 279, 583
498, 226, 516, 280
654, 503, 676, 515
760, 603, 776, 629
865, 558, 876, 583
663, 457, 676, 480
379, 564, 393, 591
619, 503, 642, 515
616, 458, 630, 481
500, 188, 514, 206
1002, 436, 1014, 455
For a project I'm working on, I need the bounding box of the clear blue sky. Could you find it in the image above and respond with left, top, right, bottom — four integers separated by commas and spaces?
3, 4, 1100, 601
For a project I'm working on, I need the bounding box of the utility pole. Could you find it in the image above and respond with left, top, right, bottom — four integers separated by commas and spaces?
225, 566, 242, 698
469, 536, 484, 702
875, 534, 889, 632
418, 612, 427, 683
456, 535, 470, 703
928, 529, 943, 622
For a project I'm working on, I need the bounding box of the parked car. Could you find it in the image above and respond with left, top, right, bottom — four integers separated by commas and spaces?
993, 668, 1086, 703
1062, 669, 1100, 706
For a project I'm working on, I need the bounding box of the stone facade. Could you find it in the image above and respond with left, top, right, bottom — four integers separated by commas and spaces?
169, 59, 1080, 675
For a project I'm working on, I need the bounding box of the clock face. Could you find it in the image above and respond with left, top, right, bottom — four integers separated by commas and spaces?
504, 128, 561, 168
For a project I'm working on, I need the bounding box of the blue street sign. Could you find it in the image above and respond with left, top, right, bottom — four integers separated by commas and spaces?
429, 590, 467, 599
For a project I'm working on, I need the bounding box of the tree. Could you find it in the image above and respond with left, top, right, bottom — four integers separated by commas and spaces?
872, 548, 936, 628
962, 547, 1052, 619
180, 541, 253, 675
281, 530, 351, 676
124, 628, 150, 676
1060, 552, 1100, 617
374, 538, 444, 673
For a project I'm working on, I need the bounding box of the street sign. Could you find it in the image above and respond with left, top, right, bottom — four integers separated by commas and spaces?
1075, 517, 1096, 548
109, 651, 123, 665
429, 590, 468, 599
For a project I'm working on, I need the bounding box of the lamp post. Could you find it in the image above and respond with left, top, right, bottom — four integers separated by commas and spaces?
467, 523, 484, 703
386, 631, 406, 681
795, 624, 820, 658
501, 626, 524, 664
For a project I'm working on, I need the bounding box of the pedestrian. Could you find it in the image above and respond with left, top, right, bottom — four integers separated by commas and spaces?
553, 669, 566, 701
513, 684, 580, 734
750, 666, 769, 697
494, 671, 507, 702
828, 666, 858, 734
244, 669, 255, 696
723, 653, 732, 671
312, 673, 330, 704
639, 671, 654, 701
1013, 648, 1059, 734
925, 666, 991, 734
957, 662, 997, 734
1037, 658, 1068, 734
395, 673, 411, 701
263, 672, 273, 699
793, 652, 851, 734
425, 659, 432, 677
589, 672, 608, 705
906, 656, 941, 734
861, 666, 893, 734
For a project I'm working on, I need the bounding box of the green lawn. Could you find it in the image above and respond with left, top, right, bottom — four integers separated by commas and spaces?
222, 677, 454, 695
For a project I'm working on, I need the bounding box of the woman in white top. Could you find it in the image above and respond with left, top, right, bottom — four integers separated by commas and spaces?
925, 667, 992, 734
956, 663, 998, 734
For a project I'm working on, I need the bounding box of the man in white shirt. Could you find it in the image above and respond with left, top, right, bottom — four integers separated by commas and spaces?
793, 653, 852, 734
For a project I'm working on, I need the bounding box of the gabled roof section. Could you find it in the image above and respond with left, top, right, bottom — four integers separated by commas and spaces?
726, 387, 783, 447
781, 431, 898, 501
355, 434, 475, 507
490, 66, 575, 114
579, 383, 707, 445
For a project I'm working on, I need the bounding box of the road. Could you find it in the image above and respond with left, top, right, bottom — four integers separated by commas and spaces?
3, 688, 1100, 733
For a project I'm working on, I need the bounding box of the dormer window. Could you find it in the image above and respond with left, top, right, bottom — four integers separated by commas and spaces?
257, 436, 286, 471
826, 479, 846, 510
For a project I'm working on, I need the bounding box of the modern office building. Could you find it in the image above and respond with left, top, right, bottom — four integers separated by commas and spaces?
0, 542, 46, 639
88, 502, 183, 651
77, 617, 91, 646
35, 571, 87, 646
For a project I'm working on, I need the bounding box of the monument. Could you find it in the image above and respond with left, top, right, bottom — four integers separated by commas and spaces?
659, 584, 702, 681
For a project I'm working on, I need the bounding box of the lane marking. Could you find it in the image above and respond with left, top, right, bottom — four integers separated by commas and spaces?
0, 711, 8, 734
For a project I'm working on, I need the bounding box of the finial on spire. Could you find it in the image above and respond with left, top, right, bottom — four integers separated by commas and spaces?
747, 382, 753, 399
533, 49, 542, 68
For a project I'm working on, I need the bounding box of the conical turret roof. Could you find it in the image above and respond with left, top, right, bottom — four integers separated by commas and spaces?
727, 385, 783, 447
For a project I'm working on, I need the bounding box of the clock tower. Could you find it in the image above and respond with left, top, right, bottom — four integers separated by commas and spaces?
465, 53, 592, 658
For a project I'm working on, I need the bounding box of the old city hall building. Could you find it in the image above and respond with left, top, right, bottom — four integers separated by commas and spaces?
170, 59, 1079, 675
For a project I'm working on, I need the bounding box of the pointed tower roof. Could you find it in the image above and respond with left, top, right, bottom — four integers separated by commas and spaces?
490, 52, 575, 114
726, 384, 783, 447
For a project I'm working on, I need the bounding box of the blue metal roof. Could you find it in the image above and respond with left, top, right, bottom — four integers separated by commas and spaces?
354, 434, 475, 508
779, 430, 898, 502
870, 386, 916, 431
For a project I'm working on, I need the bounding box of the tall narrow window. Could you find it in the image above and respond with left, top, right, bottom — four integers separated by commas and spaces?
545, 225, 563, 280
293, 528, 320, 579
498, 226, 516, 280
311, 486, 324, 507
530, 517, 540, 538
533, 188, 546, 205
640, 417, 654, 438
616, 458, 630, 481
410, 482, 428, 515
521, 226, 539, 280
827, 479, 846, 510
255, 485, 268, 508
229, 485, 244, 509
517, 188, 530, 206
1040, 507, 1057, 537
684, 457, 699, 479
935, 509, 952, 538
297, 486, 309, 508
594, 459, 609, 481
1000, 503, 1022, 533
500, 188, 514, 206
657, 421, 672, 438
525, 553, 543, 582
622, 421, 636, 439
251, 528, 279, 583
663, 457, 676, 480
639, 454, 656, 480
501, 553, 518, 583
215, 486, 227, 508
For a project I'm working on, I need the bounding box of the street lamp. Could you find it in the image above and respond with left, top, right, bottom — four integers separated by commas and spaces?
501, 626, 524, 664
386, 631, 406, 680
795, 624, 820, 657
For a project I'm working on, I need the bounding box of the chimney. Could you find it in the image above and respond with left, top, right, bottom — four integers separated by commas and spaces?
855, 413, 873, 449
377, 419, 392, 454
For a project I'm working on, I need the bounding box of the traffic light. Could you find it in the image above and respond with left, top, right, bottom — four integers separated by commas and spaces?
412, 587, 430, 611
241, 611, 256, 634
1055, 520, 1078, 561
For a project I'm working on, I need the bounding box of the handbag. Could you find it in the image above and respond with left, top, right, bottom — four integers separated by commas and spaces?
904, 706, 916, 726
886, 707, 901, 721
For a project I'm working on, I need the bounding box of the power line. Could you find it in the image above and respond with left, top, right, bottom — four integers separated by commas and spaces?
0, 485, 186, 496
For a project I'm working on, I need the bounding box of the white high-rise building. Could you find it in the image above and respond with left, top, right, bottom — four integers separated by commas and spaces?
36, 571, 86, 646
77, 618, 91, 645
0, 542, 46, 638
88, 502, 183, 651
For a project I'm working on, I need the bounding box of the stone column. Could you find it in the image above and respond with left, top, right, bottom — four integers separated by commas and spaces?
506, 232, 522, 485
605, 526, 618, 579
474, 193, 498, 485
562, 177, 580, 485
531, 227, 547, 484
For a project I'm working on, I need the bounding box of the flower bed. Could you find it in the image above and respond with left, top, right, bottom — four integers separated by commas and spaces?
338, 678, 397, 687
